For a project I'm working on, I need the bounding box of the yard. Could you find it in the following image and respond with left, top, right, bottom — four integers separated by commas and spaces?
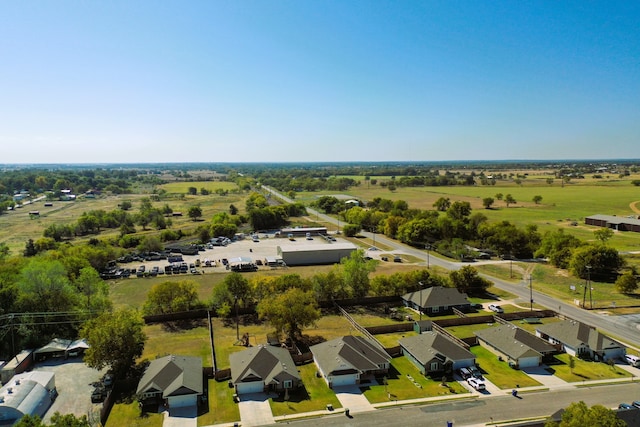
269, 363, 342, 416
470, 346, 541, 389
362, 356, 468, 403
547, 354, 633, 383
105, 401, 163, 427
197, 379, 241, 426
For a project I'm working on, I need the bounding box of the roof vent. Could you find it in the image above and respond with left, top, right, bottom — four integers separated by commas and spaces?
7, 387, 13, 394
0, 396, 4, 403
15, 379, 20, 385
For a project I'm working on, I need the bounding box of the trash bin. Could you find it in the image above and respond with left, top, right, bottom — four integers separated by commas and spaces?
345, 408, 350, 417
326, 404, 333, 411
512, 389, 518, 397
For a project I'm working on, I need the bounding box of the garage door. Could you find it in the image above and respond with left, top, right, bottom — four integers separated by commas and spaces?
236, 381, 265, 394
168, 394, 197, 408
330, 374, 358, 388
518, 356, 540, 368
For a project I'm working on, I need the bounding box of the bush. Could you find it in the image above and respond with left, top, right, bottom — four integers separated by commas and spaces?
342, 224, 360, 237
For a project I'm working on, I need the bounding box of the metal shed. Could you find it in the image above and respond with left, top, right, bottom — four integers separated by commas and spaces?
276, 243, 357, 266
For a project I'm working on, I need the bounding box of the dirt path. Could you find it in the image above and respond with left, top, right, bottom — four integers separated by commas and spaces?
630, 201, 640, 214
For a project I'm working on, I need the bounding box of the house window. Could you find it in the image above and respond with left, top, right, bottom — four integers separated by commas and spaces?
429, 362, 439, 371
283, 380, 292, 389
377, 364, 386, 369
432, 306, 439, 313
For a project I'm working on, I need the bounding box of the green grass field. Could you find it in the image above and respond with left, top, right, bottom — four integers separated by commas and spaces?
548, 354, 632, 382
470, 346, 541, 389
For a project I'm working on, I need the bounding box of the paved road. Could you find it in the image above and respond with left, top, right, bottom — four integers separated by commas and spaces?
270, 382, 640, 427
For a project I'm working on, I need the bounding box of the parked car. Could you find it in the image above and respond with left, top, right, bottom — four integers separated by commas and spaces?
633, 401, 640, 409
103, 374, 113, 387
488, 304, 504, 313
466, 377, 486, 391
625, 354, 640, 367
468, 366, 484, 380
619, 403, 634, 410
459, 367, 473, 379
91, 389, 105, 403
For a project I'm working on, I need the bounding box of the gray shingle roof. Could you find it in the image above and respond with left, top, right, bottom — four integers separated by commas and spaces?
536, 320, 624, 352
136, 355, 202, 397
400, 332, 475, 365
230, 346, 301, 385
402, 287, 469, 309
310, 335, 390, 375
476, 325, 553, 360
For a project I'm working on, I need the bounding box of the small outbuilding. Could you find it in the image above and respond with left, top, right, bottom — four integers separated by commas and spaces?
277, 242, 357, 266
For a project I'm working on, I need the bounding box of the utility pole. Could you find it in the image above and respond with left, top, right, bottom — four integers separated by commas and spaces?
529, 275, 533, 312
418, 281, 425, 322
587, 265, 593, 309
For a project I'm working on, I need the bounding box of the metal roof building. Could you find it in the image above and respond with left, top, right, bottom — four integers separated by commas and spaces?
0, 371, 55, 424
276, 242, 357, 266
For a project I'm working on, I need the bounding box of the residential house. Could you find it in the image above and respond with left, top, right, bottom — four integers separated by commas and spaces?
230, 345, 302, 395
402, 286, 471, 316
536, 320, 626, 361
136, 355, 203, 409
310, 335, 390, 388
400, 332, 475, 377
475, 324, 556, 369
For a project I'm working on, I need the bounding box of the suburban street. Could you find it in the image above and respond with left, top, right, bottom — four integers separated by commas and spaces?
269, 382, 640, 427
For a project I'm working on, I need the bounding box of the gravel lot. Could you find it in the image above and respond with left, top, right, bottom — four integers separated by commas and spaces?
34, 357, 106, 423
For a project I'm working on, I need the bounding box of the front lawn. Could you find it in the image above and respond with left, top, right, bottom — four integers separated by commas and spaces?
375, 331, 417, 347
269, 363, 342, 416
470, 346, 541, 389
362, 356, 467, 403
197, 379, 240, 426
548, 354, 633, 383
106, 401, 163, 427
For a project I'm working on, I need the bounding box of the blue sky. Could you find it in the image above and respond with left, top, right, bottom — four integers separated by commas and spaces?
1, 1, 638, 164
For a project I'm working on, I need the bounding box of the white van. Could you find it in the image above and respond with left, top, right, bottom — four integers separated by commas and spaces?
625, 354, 640, 367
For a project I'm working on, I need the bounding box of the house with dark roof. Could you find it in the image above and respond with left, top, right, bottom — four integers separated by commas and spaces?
310, 335, 390, 388
230, 346, 301, 395
475, 324, 557, 369
535, 320, 626, 361
136, 355, 203, 409
400, 332, 475, 377
402, 286, 471, 316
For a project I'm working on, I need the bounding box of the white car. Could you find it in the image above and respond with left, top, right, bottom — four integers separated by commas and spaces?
466, 377, 486, 391
488, 304, 504, 313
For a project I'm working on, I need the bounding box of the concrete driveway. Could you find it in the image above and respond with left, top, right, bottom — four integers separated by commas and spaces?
163, 406, 197, 427
521, 365, 573, 389
333, 385, 375, 414
238, 393, 275, 427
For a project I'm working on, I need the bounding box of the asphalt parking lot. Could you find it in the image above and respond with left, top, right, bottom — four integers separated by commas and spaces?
117, 233, 360, 275
34, 357, 106, 423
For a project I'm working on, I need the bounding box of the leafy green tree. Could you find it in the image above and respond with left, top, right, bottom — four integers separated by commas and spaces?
74, 267, 112, 313
340, 249, 376, 298
17, 259, 79, 313
532, 195, 543, 204
535, 229, 583, 269
24, 238, 37, 257
312, 268, 348, 300
138, 235, 163, 253
504, 194, 516, 207
495, 193, 503, 201
188, 205, 203, 221
482, 197, 494, 209
81, 308, 146, 378
13, 414, 45, 427
257, 288, 320, 341
593, 228, 614, 244
569, 244, 625, 281
229, 204, 238, 215
448, 265, 491, 296
143, 280, 200, 315
615, 270, 638, 294
119, 200, 132, 211
187, 186, 197, 195
342, 223, 360, 237
545, 401, 625, 427
433, 197, 451, 212
446, 201, 472, 221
